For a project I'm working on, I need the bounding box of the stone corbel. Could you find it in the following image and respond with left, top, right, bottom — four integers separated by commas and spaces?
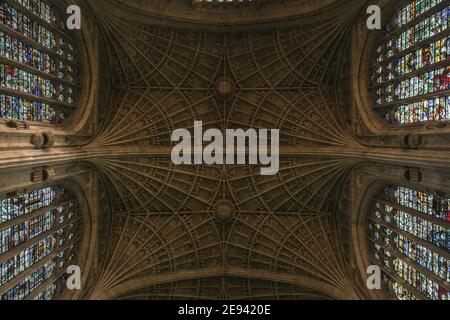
400, 133, 421, 150
31, 168, 44, 183
31, 132, 56, 149
5, 120, 30, 130
31, 167, 56, 183
401, 167, 422, 184
426, 122, 447, 130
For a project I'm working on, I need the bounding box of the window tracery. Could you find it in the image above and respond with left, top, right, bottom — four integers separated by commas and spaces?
0, 0, 78, 124
368, 185, 449, 300
0, 186, 80, 300
372, 1, 450, 125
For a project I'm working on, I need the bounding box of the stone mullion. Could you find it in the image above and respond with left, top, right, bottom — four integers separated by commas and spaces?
367, 215, 449, 260
379, 199, 450, 230
372, 28, 450, 78
25, 234, 81, 301
0, 215, 81, 264
0, 199, 74, 231
370, 257, 429, 300
376, 88, 450, 111
0, 24, 76, 68
374, 0, 450, 47
24, 269, 67, 301
376, 202, 449, 258
0, 87, 74, 109
2, 0, 76, 46
372, 59, 450, 107
0, 56, 79, 90
368, 237, 449, 291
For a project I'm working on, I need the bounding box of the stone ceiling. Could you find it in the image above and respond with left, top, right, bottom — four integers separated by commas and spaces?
99, 0, 343, 29
84, 0, 367, 300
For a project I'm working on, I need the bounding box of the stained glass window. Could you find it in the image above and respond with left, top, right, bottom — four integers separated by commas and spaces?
0, 0, 78, 124
371, 0, 450, 125
0, 186, 79, 300
34, 283, 57, 300
368, 185, 450, 300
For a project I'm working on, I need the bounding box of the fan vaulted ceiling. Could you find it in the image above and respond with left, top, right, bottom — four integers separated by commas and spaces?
84, 0, 367, 300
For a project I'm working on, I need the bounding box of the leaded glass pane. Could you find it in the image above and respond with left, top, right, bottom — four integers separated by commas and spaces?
0, 1, 78, 124
368, 185, 449, 300
0, 186, 79, 300
372, 1, 450, 125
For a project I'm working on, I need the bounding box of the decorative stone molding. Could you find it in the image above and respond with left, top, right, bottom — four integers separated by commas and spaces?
214, 199, 235, 223
215, 78, 236, 100
31, 166, 56, 183
6, 120, 30, 130
403, 167, 422, 183
400, 133, 421, 149
31, 167, 44, 183
42, 132, 56, 149
44, 167, 57, 181
31, 133, 45, 149
426, 122, 447, 130
31, 132, 56, 149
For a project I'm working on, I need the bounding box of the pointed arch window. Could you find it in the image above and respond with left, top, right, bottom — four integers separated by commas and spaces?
372, 1, 450, 125
0, 186, 80, 300
0, 0, 79, 124
368, 185, 449, 300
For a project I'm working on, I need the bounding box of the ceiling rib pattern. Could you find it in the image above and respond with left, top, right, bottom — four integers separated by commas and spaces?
86, 5, 362, 300
89, 212, 355, 300
118, 277, 336, 300
93, 157, 355, 215
93, 14, 354, 147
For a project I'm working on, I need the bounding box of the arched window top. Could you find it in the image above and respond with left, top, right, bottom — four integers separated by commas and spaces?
371, 1, 450, 125
0, 185, 80, 300
367, 185, 449, 300
0, 0, 79, 125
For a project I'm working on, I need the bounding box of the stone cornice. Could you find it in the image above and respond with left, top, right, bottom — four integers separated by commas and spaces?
88, 0, 361, 31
